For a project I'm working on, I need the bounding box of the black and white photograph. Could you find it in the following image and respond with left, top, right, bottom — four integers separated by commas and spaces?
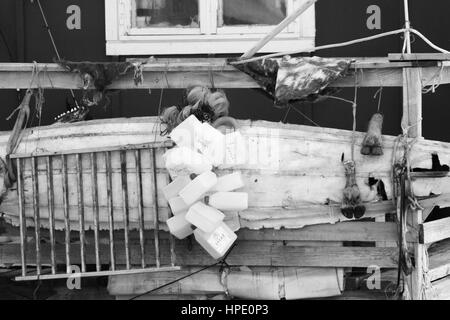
1, 0, 450, 308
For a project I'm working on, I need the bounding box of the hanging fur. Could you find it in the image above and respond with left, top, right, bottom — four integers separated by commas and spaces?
160, 86, 231, 134
361, 113, 384, 156
57, 60, 144, 107
341, 156, 366, 219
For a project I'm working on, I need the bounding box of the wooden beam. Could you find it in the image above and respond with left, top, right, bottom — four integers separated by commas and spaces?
239, 221, 411, 243
429, 238, 450, 281
389, 53, 450, 62
1, 60, 450, 90
0, 240, 399, 268
402, 68, 423, 138
420, 217, 450, 244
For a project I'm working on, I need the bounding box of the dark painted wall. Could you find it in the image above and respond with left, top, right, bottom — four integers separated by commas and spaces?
0, 0, 449, 142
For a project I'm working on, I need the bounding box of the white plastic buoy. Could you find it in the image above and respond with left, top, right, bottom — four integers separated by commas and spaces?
162, 176, 192, 201
168, 196, 189, 215
196, 122, 225, 166
164, 147, 212, 177
194, 222, 237, 260
166, 213, 194, 240
212, 172, 245, 192
185, 202, 224, 233
170, 115, 203, 149
206, 192, 248, 211
179, 171, 218, 206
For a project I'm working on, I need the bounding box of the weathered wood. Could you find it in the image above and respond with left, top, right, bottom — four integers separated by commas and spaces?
402, 68, 423, 138
0, 240, 399, 268
428, 238, 450, 281
427, 276, 450, 300
1, 61, 450, 89
420, 216, 450, 244
238, 221, 408, 243
108, 266, 343, 300
407, 209, 426, 300
2, 117, 450, 232
389, 53, 450, 61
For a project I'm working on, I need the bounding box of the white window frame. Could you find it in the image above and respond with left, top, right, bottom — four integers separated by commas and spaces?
105, 0, 316, 55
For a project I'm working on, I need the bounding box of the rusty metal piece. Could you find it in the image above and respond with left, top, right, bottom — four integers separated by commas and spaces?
134, 150, 146, 268
61, 154, 71, 273
90, 152, 100, 272
105, 151, 115, 271
120, 151, 131, 269
46, 156, 56, 274
31, 157, 41, 275
150, 148, 161, 268
17, 158, 27, 277
76, 154, 86, 273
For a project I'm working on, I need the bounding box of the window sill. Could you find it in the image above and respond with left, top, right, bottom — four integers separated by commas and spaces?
106, 37, 315, 55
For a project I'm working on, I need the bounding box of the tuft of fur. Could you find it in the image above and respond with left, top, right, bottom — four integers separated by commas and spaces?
160, 86, 231, 134
341, 160, 366, 219
361, 113, 384, 156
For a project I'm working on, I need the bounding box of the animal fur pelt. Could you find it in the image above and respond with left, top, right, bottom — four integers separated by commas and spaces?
341, 158, 366, 219
230, 56, 351, 106
361, 113, 384, 156
57, 60, 144, 107
160, 86, 230, 134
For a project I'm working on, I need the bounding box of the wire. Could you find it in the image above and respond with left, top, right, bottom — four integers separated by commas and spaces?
129, 243, 237, 300
290, 104, 321, 127
35, 0, 79, 108
231, 28, 450, 66
0, 27, 14, 62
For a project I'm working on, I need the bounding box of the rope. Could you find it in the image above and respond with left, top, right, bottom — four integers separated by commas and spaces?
351, 68, 359, 161
291, 104, 321, 127
374, 87, 383, 113
231, 28, 450, 66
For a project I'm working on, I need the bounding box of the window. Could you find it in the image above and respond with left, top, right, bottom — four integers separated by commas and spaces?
105, 0, 316, 55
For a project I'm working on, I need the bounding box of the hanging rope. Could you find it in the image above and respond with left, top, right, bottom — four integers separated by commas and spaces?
374, 87, 383, 113
351, 68, 359, 161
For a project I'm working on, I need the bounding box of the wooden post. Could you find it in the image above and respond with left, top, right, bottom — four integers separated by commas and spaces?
402, 68, 422, 138
402, 67, 426, 300
240, 0, 317, 59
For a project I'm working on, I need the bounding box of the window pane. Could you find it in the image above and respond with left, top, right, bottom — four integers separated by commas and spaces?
133, 0, 199, 28
219, 0, 287, 27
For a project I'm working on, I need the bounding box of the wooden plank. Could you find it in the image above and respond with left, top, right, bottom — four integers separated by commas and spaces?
406, 209, 426, 300
238, 221, 408, 243
0, 240, 399, 268
428, 238, 450, 281
1, 61, 450, 89
427, 276, 450, 300
389, 53, 450, 61
402, 68, 423, 138
420, 216, 450, 244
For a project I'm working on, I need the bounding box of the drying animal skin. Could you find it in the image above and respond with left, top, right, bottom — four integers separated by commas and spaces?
361, 113, 384, 156
341, 159, 366, 219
